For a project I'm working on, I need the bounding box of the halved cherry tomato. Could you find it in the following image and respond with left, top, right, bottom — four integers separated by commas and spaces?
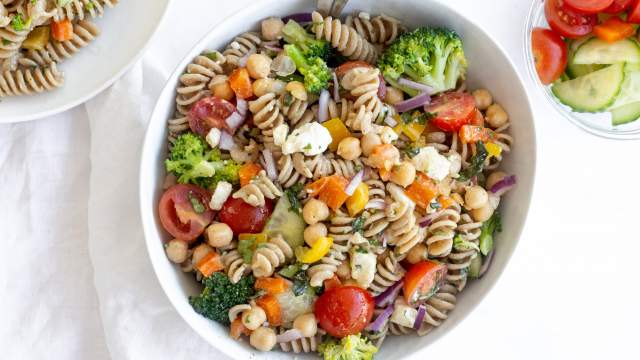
628, 0, 640, 23
314, 286, 374, 338
158, 184, 215, 242
565, 0, 614, 13
470, 109, 485, 127
335, 60, 372, 76
188, 96, 236, 136
532, 27, 568, 84
218, 197, 274, 234
425, 92, 475, 132
593, 17, 635, 42
545, 0, 597, 38
403, 260, 447, 305
603, 0, 634, 13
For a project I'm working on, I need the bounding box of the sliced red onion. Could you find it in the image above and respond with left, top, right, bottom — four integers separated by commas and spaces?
238, 49, 255, 67
394, 92, 431, 113
263, 44, 283, 53
282, 13, 313, 23
381, 232, 389, 247
332, 71, 340, 102
398, 78, 434, 94
418, 213, 438, 228
413, 305, 427, 330
276, 329, 304, 343
225, 112, 245, 132
489, 175, 517, 196
377, 74, 387, 99
375, 280, 403, 308
365, 199, 386, 210
236, 99, 247, 116
219, 131, 235, 151
479, 250, 495, 277
366, 304, 394, 332
262, 149, 278, 181
383, 116, 397, 127
318, 89, 330, 123
345, 170, 364, 196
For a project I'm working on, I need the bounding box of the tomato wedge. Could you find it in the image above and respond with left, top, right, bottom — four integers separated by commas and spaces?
593, 17, 635, 42
403, 260, 447, 305
218, 197, 274, 234
158, 184, 215, 242
603, 0, 634, 13
188, 96, 236, 137
564, 0, 614, 13
629, 0, 640, 24
425, 92, 476, 132
314, 286, 374, 338
532, 27, 568, 84
545, 0, 597, 38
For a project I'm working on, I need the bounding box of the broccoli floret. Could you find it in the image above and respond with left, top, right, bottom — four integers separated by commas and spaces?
189, 272, 255, 326
165, 133, 241, 189
285, 44, 332, 94
282, 19, 330, 60
318, 334, 378, 360
378, 27, 467, 95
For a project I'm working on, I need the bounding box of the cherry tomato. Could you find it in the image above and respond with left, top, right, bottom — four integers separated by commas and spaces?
470, 109, 485, 127
564, 0, 614, 13
629, 0, 640, 24
218, 197, 274, 234
425, 92, 476, 132
532, 27, 568, 84
314, 286, 374, 338
545, 0, 597, 38
188, 96, 235, 137
335, 60, 372, 76
403, 261, 447, 305
603, 0, 634, 13
158, 184, 215, 242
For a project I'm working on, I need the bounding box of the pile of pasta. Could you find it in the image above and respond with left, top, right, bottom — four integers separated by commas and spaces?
0, 0, 118, 97
162, 10, 515, 357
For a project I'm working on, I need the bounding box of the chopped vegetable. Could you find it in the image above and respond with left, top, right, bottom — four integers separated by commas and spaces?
189, 272, 255, 325
593, 16, 635, 43
323, 275, 342, 290
284, 182, 304, 214
403, 260, 447, 305
485, 142, 502, 159
346, 182, 369, 217
306, 175, 350, 211
255, 277, 290, 295
22, 26, 50, 50
318, 334, 378, 360
51, 20, 73, 42
457, 141, 487, 182
322, 117, 352, 152
368, 144, 400, 171
284, 43, 332, 94
11, 13, 31, 32
405, 172, 438, 208
239, 163, 262, 186
230, 318, 251, 339
438, 195, 455, 209
394, 117, 426, 142
256, 294, 283, 326
238, 233, 268, 263
278, 263, 303, 279
295, 236, 333, 263
229, 67, 253, 99
458, 125, 495, 143
195, 250, 224, 277
479, 212, 502, 255
282, 19, 329, 60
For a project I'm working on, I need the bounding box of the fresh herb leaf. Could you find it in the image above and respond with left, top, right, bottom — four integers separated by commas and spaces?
457, 141, 488, 182
292, 270, 311, 296
2, 38, 9, 46
278, 263, 302, 279
303, 143, 312, 150
188, 191, 206, 213
400, 111, 434, 125
352, 215, 365, 235
404, 146, 420, 158
11, 13, 31, 32
355, 246, 368, 254
453, 234, 480, 252
284, 183, 304, 214
479, 212, 501, 256
277, 73, 304, 84
430, 201, 441, 210
238, 237, 257, 263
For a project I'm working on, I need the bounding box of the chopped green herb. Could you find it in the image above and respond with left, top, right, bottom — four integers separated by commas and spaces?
277, 73, 305, 84
2, 38, 9, 46
479, 212, 501, 255
453, 234, 480, 252
400, 111, 434, 125
292, 269, 312, 296
404, 146, 420, 158
284, 183, 304, 214
430, 201, 441, 210
283, 93, 294, 106
457, 141, 488, 182
278, 263, 303, 279
238, 237, 257, 263
352, 215, 365, 235
11, 14, 31, 32
303, 143, 312, 151
203, 51, 219, 61
188, 191, 206, 213
355, 246, 368, 254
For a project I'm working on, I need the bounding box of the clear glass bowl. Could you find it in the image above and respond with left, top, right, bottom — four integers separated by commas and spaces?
524, 0, 640, 140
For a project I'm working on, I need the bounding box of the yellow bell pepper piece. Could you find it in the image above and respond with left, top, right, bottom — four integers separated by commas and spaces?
346, 183, 369, 217
322, 118, 351, 152
295, 237, 333, 263
485, 142, 502, 159
239, 233, 268, 246
402, 122, 426, 142
22, 26, 51, 51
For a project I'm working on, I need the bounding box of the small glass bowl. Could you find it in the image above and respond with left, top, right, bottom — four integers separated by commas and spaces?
524, 0, 640, 140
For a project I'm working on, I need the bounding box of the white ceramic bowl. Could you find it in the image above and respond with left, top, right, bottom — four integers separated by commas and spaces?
140, 0, 537, 358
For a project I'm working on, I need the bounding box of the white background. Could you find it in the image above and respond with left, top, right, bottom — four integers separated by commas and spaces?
1, 0, 639, 359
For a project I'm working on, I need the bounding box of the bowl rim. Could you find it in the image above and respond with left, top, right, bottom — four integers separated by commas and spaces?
139, 0, 538, 358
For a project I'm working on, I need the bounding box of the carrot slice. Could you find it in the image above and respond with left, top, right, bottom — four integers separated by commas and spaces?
195, 251, 224, 277
51, 20, 73, 41
229, 68, 253, 99
256, 294, 282, 326
230, 318, 251, 339
405, 173, 438, 209
306, 175, 349, 211
255, 277, 290, 295
239, 163, 262, 187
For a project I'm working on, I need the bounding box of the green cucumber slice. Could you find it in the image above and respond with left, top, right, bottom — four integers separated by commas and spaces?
609, 63, 640, 109
468, 255, 482, 279
566, 37, 605, 79
611, 101, 640, 126
573, 38, 640, 65
263, 196, 305, 248
552, 63, 625, 113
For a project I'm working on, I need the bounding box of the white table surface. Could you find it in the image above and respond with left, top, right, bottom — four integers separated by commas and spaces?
1, 0, 639, 359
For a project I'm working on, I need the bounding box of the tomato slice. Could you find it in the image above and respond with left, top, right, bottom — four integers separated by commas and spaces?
532, 27, 568, 84
314, 286, 374, 338
629, 0, 640, 23
603, 0, 634, 13
403, 261, 447, 305
564, 0, 614, 13
188, 96, 236, 137
335, 60, 372, 76
218, 197, 274, 234
158, 184, 215, 242
545, 0, 597, 38
425, 92, 476, 132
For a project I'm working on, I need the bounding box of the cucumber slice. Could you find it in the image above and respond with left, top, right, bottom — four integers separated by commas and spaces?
573, 38, 640, 65
552, 63, 625, 113
468, 255, 482, 279
263, 196, 305, 248
566, 37, 605, 78
611, 101, 640, 126
609, 63, 640, 109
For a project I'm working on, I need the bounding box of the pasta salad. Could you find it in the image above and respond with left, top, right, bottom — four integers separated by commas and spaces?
157, 8, 516, 360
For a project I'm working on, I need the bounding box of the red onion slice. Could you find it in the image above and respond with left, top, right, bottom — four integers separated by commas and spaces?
365, 199, 386, 210
237, 49, 255, 68
263, 44, 283, 53
418, 213, 438, 228
345, 170, 364, 196
332, 71, 340, 102
489, 175, 517, 196
479, 250, 495, 277
394, 92, 431, 113
398, 78, 434, 94
225, 112, 245, 132
377, 74, 387, 99
318, 89, 330, 123
366, 304, 394, 332
413, 305, 426, 330
236, 99, 248, 116
375, 280, 403, 308
383, 116, 397, 127
219, 131, 235, 151
262, 149, 277, 181
282, 13, 312, 23
276, 329, 304, 343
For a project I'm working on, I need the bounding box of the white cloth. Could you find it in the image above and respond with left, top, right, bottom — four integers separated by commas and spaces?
1, 1, 639, 360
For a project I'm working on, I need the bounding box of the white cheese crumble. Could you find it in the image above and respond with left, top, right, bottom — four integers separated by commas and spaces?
411, 146, 451, 181
209, 181, 232, 210
205, 128, 221, 149
350, 248, 377, 288
281, 122, 332, 156
390, 302, 418, 328
273, 123, 289, 146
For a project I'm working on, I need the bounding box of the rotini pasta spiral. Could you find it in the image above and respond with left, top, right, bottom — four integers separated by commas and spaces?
277, 153, 308, 189
425, 203, 461, 258
307, 211, 354, 287
0, 63, 63, 97
24, 20, 100, 66
341, 66, 383, 125
223, 32, 261, 67
385, 184, 424, 257
368, 251, 404, 295
416, 283, 458, 336
53, 0, 119, 22
446, 213, 482, 291
175, 52, 226, 116
485, 123, 514, 170
2, 0, 25, 13
221, 241, 249, 284
233, 170, 283, 207
228, 303, 251, 323
0, 24, 28, 59
280, 95, 315, 129
252, 235, 293, 278
278, 329, 325, 353
345, 13, 404, 45
311, 11, 378, 63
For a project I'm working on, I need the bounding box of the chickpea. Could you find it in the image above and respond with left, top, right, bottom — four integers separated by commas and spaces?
304, 222, 328, 246
336, 260, 351, 280
249, 327, 277, 352
211, 80, 234, 101
241, 306, 267, 330
486, 171, 508, 191
337, 137, 362, 161
253, 78, 286, 97
465, 185, 489, 210
302, 199, 330, 225
293, 313, 318, 337
406, 243, 427, 264
471, 202, 495, 222
192, 243, 213, 265
246, 54, 272, 80
361, 133, 382, 156
485, 103, 509, 129
390, 161, 416, 188
165, 239, 189, 264
261, 17, 285, 41
472, 89, 493, 110
384, 87, 404, 105
205, 222, 233, 248
286, 81, 307, 101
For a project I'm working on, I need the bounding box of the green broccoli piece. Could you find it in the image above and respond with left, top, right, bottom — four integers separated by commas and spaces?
165, 133, 241, 189
189, 272, 255, 326
282, 19, 330, 60
318, 334, 378, 360
378, 27, 467, 95
285, 44, 332, 94
479, 212, 502, 256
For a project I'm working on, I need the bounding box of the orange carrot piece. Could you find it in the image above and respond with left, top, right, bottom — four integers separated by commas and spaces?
230, 318, 251, 339
229, 68, 253, 99
256, 294, 282, 326
306, 175, 349, 211
405, 173, 438, 209
195, 251, 224, 277
51, 20, 73, 41
438, 195, 455, 209
255, 277, 290, 295
239, 163, 262, 187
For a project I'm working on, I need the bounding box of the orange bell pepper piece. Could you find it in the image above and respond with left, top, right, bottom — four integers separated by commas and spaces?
229, 67, 253, 99
438, 195, 455, 209
305, 175, 350, 211
459, 125, 495, 144
405, 172, 438, 208
256, 294, 282, 326
195, 251, 224, 278
239, 163, 262, 186
594, 17, 635, 43
51, 20, 73, 42
255, 277, 290, 295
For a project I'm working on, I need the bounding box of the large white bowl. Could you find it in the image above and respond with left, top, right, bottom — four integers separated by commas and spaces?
140, 0, 537, 358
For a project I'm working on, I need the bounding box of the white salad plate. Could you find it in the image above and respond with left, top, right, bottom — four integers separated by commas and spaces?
0, 0, 170, 123
140, 0, 537, 358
